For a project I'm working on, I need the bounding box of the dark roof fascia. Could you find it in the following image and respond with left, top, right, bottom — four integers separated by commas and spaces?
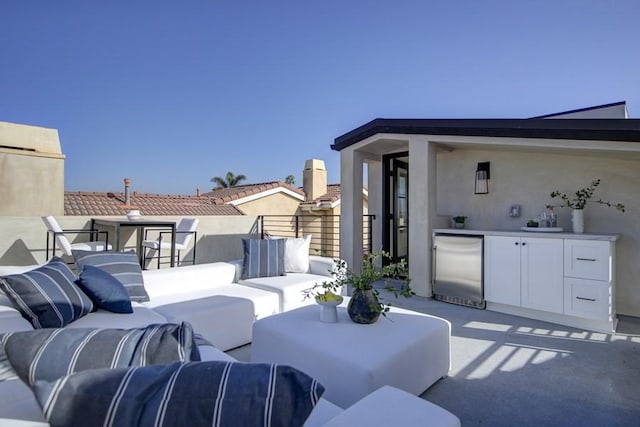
530, 101, 627, 119
331, 118, 640, 151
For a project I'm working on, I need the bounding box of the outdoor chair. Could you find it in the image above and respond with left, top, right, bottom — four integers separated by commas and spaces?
141, 218, 199, 269
42, 215, 111, 260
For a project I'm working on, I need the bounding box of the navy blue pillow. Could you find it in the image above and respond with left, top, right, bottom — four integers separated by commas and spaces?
0, 257, 94, 328
76, 265, 133, 313
32, 361, 324, 427
73, 250, 150, 303
2, 323, 200, 387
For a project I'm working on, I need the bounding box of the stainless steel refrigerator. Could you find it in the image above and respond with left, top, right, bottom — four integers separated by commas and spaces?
433, 233, 485, 309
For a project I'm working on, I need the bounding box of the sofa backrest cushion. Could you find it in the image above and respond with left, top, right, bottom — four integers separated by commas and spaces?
0, 257, 94, 329
32, 361, 324, 427
241, 238, 286, 279
76, 265, 133, 314
1, 322, 199, 387
73, 250, 150, 303
141, 262, 236, 300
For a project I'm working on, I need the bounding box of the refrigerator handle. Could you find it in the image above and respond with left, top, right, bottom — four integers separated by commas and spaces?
431, 244, 437, 287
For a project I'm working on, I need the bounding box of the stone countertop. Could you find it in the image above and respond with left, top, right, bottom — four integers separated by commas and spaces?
432, 228, 620, 241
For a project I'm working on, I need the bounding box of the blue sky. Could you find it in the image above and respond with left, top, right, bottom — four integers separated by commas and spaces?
2, 1, 639, 194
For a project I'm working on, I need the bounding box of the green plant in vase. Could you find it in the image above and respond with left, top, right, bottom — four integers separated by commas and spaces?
546, 178, 625, 233
304, 251, 414, 324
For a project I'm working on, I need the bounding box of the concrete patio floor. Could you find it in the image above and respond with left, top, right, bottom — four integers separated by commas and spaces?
229, 294, 640, 426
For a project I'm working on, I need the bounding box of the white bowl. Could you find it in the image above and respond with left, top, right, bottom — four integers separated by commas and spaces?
126, 210, 141, 220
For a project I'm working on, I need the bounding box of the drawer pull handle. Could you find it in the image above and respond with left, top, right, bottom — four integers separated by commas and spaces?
576, 257, 597, 262
576, 296, 596, 302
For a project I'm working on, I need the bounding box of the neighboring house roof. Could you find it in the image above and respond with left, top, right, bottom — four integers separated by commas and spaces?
530, 101, 628, 119
332, 118, 640, 151
299, 184, 341, 208
64, 192, 244, 216
202, 181, 305, 205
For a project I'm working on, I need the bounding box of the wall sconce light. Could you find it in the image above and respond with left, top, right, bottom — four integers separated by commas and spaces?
474, 162, 490, 194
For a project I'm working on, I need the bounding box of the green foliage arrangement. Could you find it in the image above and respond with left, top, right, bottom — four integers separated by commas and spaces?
452, 216, 467, 224
546, 179, 625, 212
303, 251, 414, 316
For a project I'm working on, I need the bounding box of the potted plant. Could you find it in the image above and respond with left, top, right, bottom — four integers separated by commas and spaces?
305, 251, 413, 324
301, 281, 344, 323
546, 179, 625, 233
452, 216, 467, 229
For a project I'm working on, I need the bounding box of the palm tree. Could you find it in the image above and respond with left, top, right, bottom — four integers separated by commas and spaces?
284, 174, 296, 185
211, 171, 247, 189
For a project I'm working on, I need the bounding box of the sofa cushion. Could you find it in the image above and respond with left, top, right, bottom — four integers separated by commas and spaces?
1, 322, 199, 387
0, 257, 94, 328
32, 361, 324, 427
76, 265, 133, 313
285, 235, 312, 273
241, 272, 338, 312
241, 238, 286, 279
73, 250, 150, 302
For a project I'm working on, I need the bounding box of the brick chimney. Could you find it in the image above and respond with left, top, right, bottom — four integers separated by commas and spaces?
302, 159, 327, 202
124, 178, 131, 205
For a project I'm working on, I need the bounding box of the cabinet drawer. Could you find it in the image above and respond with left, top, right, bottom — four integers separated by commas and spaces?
563, 278, 611, 321
564, 240, 611, 281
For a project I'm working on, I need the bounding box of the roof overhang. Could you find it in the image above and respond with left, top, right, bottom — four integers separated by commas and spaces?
332, 118, 640, 152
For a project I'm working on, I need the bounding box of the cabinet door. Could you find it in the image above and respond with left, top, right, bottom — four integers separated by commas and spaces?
521, 237, 564, 313
484, 236, 521, 305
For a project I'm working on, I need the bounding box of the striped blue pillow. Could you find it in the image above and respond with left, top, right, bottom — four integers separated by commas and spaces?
32, 361, 324, 427
0, 257, 94, 328
73, 250, 150, 302
241, 238, 286, 279
1, 322, 199, 388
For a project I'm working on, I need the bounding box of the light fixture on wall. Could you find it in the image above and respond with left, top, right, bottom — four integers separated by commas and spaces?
474, 162, 490, 194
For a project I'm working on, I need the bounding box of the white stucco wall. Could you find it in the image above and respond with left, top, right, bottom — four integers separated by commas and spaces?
436, 148, 640, 316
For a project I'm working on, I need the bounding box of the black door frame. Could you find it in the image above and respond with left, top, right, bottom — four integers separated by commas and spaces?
382, 152, 409, 265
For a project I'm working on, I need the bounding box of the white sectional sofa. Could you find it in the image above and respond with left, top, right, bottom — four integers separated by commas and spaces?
0, 258, 459, 426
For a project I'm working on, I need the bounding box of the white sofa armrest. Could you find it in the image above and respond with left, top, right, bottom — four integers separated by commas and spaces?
322, 386, 460, 427
308, 256, 338, 277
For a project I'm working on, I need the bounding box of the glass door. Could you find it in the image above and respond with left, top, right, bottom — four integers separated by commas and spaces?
383, 154, 409, 265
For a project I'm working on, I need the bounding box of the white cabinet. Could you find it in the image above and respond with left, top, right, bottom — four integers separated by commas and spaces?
484, 236, 521, 306
563, 240, 614, 322
521, 238, 564, 313
484, 236, 563, 314
478, 231, 618, 332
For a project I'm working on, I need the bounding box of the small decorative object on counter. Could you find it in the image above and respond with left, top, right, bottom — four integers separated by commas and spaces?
526, 219, 539, 228
452, 216, 467, 229
546, 178, 625, 234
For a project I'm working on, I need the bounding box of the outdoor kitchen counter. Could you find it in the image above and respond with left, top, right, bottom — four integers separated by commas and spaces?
432, 228, 620, 241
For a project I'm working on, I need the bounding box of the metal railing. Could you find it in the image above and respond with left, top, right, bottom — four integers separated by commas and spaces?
257, 215, 376, 258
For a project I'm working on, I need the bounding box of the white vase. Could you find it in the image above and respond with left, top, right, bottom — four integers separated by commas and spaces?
317, 298, 342, 323
572, 209, 584, 233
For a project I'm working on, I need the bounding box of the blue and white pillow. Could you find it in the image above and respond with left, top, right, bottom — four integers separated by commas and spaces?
76, 265, 133, 313
0, 257, 94, 328
241, 238, 286, 279
32, 361, 324, 427
73, 250, 150, 302
1, 322, 200, 387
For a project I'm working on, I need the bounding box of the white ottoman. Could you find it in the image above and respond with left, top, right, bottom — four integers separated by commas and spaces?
251, 303, 451, 407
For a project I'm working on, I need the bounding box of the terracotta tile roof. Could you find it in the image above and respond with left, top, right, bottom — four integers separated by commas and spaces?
64, 192, 244, 216
202, 181, 305, 203
299, 184, 342, 207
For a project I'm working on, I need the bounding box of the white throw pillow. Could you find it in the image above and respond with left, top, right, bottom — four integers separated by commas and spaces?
285, 235, 312, 273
